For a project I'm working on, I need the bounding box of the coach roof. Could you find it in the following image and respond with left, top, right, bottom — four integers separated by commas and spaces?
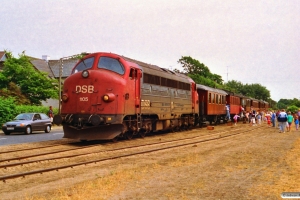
196, 84, 228, 95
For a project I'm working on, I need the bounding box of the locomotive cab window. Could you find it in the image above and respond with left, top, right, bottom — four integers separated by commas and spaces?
98, 57, 125, 75
129, 68, 137, 79
72, 57, 94, 74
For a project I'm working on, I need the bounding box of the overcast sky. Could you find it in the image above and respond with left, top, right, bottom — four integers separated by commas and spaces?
1, 0, 299, 101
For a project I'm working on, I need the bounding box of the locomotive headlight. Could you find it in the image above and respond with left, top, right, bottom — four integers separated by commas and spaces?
103, 95, 109, 101
103, 93, 116, 102
62, 94, 69, 102
82, 70, 89, 78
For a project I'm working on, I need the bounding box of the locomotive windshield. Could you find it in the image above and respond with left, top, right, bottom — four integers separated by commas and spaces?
98, 57, 125, 75
72, 57, 94, 74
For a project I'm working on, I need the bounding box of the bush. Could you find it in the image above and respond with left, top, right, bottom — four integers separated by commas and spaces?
286, 105, 299, 114
0, 97, 17, 126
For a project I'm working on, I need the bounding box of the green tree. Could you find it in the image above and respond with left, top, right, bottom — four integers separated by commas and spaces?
177, 56, 224, 85
277, 98, 300, 109
249, 83, 270, 100
207, 73, 223, 85
189, 74, 222, 88
178, 56, 210, 77
224, 82, 270, 101
224, 80, 244, 93
0, 73, 8, 89
286, 105, 299, 113
0, 82, 31, 104
177, 55, 274, 105
1, 52, 59, 105
290, 98, 300, 107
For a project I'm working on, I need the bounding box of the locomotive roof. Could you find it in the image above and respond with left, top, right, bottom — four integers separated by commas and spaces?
196, 84, 228, 95
122, 56, 189, 80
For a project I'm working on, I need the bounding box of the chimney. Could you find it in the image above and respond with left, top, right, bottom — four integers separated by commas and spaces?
42, 55, 50, 62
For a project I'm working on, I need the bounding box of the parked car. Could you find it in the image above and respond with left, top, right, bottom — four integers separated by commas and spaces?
2, 113, 52, 135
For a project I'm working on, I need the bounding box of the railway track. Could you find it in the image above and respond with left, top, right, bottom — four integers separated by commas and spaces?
0, 125, 265, 182
0, 123, 231, 162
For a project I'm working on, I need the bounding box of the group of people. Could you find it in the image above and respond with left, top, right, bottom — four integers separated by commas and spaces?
232, 106, 300, 133
275, 109, 299, 133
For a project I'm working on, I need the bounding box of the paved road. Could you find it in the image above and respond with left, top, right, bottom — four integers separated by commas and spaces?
0, 126, 64, 146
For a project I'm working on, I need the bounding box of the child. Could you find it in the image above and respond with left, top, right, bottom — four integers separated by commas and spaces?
287, 112, 294, 132
295, 116, 299, 131
265, 112, 271, 127
233, 114, 240, 126
245, 111, 249, 123
256, 113, 262, 125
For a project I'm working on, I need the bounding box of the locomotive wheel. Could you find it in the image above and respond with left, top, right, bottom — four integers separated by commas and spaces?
139, 130, 146, 138
199, 120, 204, 128
214, 116, 218, 124
213, 116, 218, 125
126, 131, 134, 140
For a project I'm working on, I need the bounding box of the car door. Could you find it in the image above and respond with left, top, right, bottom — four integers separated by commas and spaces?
32, 114, 43, 131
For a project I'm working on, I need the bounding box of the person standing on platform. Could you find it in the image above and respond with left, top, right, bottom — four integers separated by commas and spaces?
265, 112, 271, 127
287, 111, 294, 132
294, 116, 299, 131
277, 109, 288, 133
48, 106, 54, 124
271, 111, 276, 127
250, 106, 256, 126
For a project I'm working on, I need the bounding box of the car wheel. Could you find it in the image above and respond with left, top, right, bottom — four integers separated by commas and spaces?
25, 126, 32, 135
4, 131, 10, 135
45, 125, 51, 133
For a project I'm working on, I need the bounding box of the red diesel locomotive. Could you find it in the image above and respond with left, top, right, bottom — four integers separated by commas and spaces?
54, 52, 198, 141
54, 52, 269, 141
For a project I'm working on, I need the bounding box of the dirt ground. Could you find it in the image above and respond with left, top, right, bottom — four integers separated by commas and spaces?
1, 122, 300, 200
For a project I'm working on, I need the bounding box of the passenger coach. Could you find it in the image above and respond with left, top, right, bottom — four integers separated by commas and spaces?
196, 84, 228, 125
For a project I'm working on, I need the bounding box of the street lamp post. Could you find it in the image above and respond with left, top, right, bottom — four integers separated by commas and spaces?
58, 58, 63, 114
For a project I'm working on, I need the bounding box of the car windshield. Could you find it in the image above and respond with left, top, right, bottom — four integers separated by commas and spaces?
98, 57, 125, 75
72, 57, 94, 74
15, 113, 33, 120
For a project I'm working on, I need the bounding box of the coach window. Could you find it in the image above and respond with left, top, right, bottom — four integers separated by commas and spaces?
208, 93, 211, 103
72, 57, 94, 74
211, 94, 215, 104
98, 57, 125, 75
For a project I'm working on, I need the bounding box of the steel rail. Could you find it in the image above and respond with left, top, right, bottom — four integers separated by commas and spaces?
0, 142, 80, 154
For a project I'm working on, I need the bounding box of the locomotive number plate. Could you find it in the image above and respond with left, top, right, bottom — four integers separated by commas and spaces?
80, 97, 89, 101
